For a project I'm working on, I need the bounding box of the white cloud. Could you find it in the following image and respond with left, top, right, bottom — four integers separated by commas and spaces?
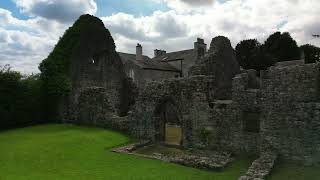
0, 0, 97, 73
0, 8, 67, 73
103, 0, 320, 57
13, 0, 97, 23
153, 0, 216, 12
1, 0, 320, 74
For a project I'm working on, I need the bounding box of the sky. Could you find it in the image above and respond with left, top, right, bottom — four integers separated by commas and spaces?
0, 0, 319, 74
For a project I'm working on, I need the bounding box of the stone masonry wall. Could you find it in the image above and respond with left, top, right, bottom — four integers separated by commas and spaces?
260, 63, 320, 164
62, 15, 131, 131
130, 75, 214, 147
201, 70, 262, 153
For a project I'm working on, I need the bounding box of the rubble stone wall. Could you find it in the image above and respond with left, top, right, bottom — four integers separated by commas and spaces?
61, 15, 131, 131
260, 63, 320, 164
130, 76, 213, 147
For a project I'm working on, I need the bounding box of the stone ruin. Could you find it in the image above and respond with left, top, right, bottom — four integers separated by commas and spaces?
61, 15, 134, 131
130, 36, 320, 166
61, 15, 320, 178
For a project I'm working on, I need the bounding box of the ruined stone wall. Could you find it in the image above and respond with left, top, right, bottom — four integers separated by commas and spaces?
196, 71, 262, 153
260, 63, 320, 164
189, 36, 240, 100
131, 36, 320, 165
212, 63, 320, 164
62, 15, 130, 131
130, 76, 213, 147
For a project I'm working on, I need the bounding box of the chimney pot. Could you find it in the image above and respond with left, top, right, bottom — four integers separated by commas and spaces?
154, 49, 166, 57
136, 43, 143, 61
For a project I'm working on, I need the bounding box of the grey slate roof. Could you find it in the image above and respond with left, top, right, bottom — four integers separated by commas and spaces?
152, 49, 197, 62
118, 52, 180, 72
118, 52, 151, 63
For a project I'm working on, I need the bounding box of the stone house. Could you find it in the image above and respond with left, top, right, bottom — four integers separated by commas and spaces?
152, 38, 207, 77
119, 38, 207, 88
118, 44, 180, 89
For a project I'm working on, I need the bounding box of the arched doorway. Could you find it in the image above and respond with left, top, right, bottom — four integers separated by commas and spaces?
154, 99, 182, 146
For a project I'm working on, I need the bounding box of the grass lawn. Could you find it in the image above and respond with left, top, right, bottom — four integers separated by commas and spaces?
268, 162, 320, 180
0, 124, 318, 180
0, 124, 251, 180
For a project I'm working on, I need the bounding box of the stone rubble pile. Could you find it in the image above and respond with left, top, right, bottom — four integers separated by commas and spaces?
168, 152, 233, 170
239, 152, 278, 180
112, 143, 233, 170
111, 141, 150, 153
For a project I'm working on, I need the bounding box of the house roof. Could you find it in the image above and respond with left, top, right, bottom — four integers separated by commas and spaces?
118, 52, 180, 72
118, 52, 151, 64
152, 49, 197, 62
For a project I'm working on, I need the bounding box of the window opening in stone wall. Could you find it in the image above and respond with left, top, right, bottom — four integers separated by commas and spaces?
243, 111, 261, 133
129, 69, 135, 81
90, 58, 96, 64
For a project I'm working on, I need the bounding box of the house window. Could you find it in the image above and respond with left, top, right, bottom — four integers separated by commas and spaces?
129, 69, 135, 81
90, 58, 97, 65
243, 111, 260, 133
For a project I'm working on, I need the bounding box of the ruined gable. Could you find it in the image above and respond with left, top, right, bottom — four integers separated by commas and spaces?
62, 15, 131, 127
189, 36, 240, 100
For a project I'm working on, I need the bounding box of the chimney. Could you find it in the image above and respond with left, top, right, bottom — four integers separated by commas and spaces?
154, 49, 166, 57
136, 43, 143, 61
194, 38, 207, 58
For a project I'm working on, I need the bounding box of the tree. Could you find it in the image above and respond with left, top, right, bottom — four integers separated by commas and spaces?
0, 65, 44, 130
235, 39, 275, 71
264, 32, 301, 62
300, 44, 320, 64
236, 39, 260, 69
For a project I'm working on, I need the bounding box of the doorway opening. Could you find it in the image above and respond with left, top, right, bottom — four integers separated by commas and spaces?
154, 99, 182, 146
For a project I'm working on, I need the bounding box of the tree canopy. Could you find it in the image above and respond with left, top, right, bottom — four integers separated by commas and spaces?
0, 65, 44, 130
300, 44, 320, 64
264, 32, 301, 62
236, 39, 274, 71
236, 32, 303, 71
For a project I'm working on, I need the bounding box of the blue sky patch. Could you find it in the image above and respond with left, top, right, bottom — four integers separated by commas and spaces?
0, 0, 29, 20
95, 0, 170, 17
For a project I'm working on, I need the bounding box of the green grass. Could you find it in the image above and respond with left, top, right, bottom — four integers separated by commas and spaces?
268, 162, 320, 180
0, 124, 252, 180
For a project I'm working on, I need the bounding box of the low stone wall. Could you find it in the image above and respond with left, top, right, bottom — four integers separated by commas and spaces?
112, 143, 233, 171
239, 151, 277, 180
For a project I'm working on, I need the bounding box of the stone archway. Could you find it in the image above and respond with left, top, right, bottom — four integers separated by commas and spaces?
153, 98, 182, 146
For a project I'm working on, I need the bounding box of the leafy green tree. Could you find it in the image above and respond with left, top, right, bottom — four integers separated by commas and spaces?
300, 44, 320, 64
264, 32, 301, 62
0, 65, 44, 130
236, 39, 275, 71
